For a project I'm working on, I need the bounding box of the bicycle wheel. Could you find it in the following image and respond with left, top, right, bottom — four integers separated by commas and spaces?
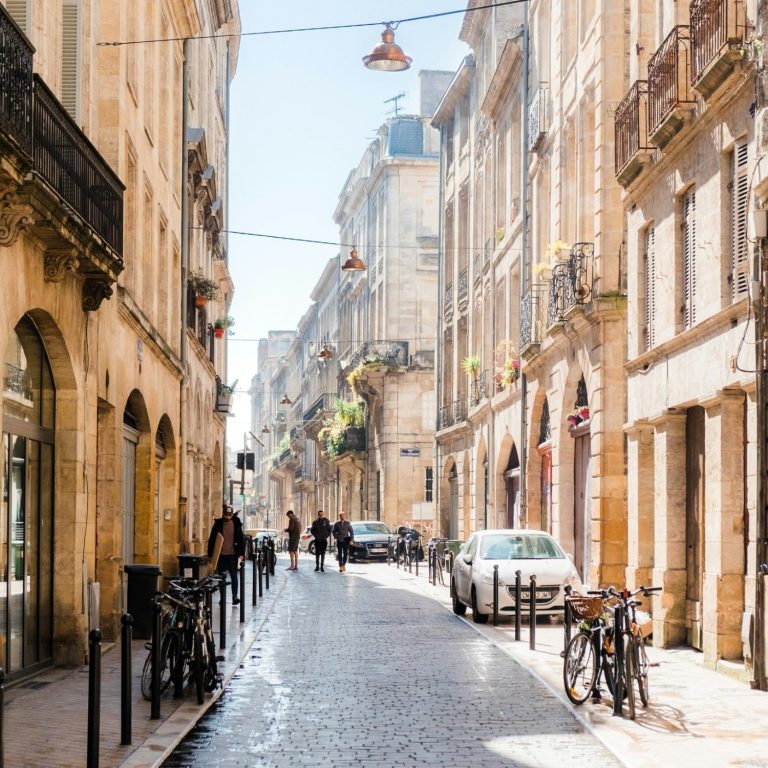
635, 635, 650, 706
193, 629, 206, 705
563, 631, 598, 705
204, 628, 219, 692
140, 631, 177, 701
624, 634, 636, 719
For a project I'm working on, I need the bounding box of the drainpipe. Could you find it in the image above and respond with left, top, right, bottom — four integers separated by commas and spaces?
435, 124, 445, 535
518, 6, 530, 529
179, 38, 190, 550
222, 39, 231, 502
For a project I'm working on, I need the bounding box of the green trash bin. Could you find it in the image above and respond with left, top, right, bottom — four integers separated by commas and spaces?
124, 564, 162, 639
444, 539, 464, 573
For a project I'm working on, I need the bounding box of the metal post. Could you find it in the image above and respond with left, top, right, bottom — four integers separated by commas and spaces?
415, 541, 419, 576
387, 536, 391, 566
87, 629, 102, 768
239, 559, 246, 623
514, 570, 522, 641
218, 578, 227, 649
613, 603, 624, 716
493, 565, 499, 627
408, 540, 413, 573
258, 547, 264, 596
251, 550, 258, 607
150, 601, 162, 719
265, 542, 271, 590
563, 585, 572, 653
529, 575, 537, 650
269, 538, 275, 576
431, 546, 436, 586
120, 614, 133, 746
0, 668, 5, 768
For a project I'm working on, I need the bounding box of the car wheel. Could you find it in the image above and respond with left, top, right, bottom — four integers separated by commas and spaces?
451, 581, 467, 615
308, 542, 315, 555
471, 587, 488, 624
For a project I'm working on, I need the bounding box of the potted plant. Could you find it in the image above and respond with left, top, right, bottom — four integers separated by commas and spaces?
216, 381, 234, 412
188, 271, 220, 307
579, 405, 590, 421
461, 354, 481, 381
214, 315, 235, 339
567, 408, 581, 428
500, 358, 520, 388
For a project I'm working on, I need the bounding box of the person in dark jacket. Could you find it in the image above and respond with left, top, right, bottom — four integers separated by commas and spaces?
207, 504, 245, 604
332, 511, 354, 573
310, 509, 332, 572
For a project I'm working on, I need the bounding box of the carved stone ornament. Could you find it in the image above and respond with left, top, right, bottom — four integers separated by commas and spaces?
82, 278, 114, 312
0, 186, 33, 247
44, 248, 80, 282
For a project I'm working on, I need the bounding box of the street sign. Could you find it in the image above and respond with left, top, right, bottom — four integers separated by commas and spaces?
400, 448, 421, 457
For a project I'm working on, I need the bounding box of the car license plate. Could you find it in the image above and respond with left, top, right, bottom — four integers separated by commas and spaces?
371, 545, 386, 550
520, 590, 553, 600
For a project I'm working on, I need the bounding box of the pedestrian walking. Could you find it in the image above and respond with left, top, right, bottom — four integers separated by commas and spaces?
310, 509, 332, 572
284, 510, 301, 570
332, 511, 354, 573
207, 504, 244, 604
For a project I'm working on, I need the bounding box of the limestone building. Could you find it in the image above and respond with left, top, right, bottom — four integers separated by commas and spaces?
0, 0, 239, 674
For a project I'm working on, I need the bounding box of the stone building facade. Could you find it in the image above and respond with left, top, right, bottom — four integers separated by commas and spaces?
0, 0, 239, 674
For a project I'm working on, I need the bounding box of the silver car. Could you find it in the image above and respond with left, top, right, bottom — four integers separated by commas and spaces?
451, 529, 583, 623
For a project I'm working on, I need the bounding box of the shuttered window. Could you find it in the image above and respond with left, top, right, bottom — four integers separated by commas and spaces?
731, 141, 749, 300
683, 187, 697, 329
61, 0, 79, 119
644, 226, 656, 350
6, 0, 28, 33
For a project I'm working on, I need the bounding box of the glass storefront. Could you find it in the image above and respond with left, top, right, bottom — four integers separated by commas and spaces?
1, 316, 55, 678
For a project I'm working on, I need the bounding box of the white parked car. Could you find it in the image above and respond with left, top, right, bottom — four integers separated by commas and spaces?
450, 529, 582, 623
299, 526, 315, 554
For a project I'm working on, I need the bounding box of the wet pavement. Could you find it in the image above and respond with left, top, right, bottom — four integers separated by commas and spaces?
163, 561, 620, 768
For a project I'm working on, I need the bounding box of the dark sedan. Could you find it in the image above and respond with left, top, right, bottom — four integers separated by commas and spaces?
347, 521, 394, 562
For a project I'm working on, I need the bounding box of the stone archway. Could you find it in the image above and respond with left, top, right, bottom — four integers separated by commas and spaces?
156, 414, 177, 576
122, 390, 152, 564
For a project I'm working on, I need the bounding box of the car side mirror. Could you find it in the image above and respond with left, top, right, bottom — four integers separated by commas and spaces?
462, 554, 473, 566
565, 552, 574, 561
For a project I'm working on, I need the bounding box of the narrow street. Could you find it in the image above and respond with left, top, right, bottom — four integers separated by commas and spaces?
164, 556, 620, 767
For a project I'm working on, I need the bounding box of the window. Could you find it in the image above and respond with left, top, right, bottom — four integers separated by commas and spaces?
730, 141, 749, 301
425, 467, 433, 502
643, 225, 656, 350
61, 0, 79, 120
6, 0, 29, 34
682, 187, 697, 329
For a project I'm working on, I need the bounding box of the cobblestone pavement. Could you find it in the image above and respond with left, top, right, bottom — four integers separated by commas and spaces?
164, 562, 621, 767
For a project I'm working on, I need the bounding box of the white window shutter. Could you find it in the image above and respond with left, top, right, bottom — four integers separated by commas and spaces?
683, 188, 696, 329
731, 141, 749, 300
644, 226, 656, 350
61, 0, 79, 119
6, 0, 28, 33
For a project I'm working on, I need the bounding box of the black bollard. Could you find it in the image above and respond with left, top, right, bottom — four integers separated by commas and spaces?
251, 551, 258, 607
258, 547, 264, 597
408, 541, 413, 573
87, 628, 102, 768
150, 601, 162, 719
613, 603, 624, 716
514, 570, 522, 641
265, 543, 270, 590
493, 565, 499, 626
563, 585, 573, 653
387, 536, 391, 567
0, 667, 5, 768
239, 559, 246, 623
120, 614, 133, 745
430, 546, 435, 585
415, 542, 419, 576
269, 539, 276, 576
219, 578, 227, 649
529, 575, 537, 650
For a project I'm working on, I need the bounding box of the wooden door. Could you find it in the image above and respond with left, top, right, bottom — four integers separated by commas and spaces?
686, 406, 705, 650
574, 433, 591, 583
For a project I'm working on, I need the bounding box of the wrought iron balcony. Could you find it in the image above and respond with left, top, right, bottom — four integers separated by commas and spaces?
33, 76, 124, 256
690, 0, 745, 98
547, 243, 594, 326
0, 7, 33, 157
520, 285, 543, 355
453, 397, 467, 424
470, 369, 489, 407
304, 392, 337, 422
648, 26, 695, 147
614, 81, 653, 187
348, 340, 409, 370
444, 281, 453, 321
438, 404, 453, 430
457, 267, 468, 306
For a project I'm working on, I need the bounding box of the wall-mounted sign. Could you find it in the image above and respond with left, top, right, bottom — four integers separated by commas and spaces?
400, 448, 421, 457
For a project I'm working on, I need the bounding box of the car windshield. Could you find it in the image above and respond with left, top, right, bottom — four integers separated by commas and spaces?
479, 533, 564, 560
352, 522, 392, 535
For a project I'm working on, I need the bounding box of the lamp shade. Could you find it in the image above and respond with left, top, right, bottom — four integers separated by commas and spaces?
318, 345, 334, 361
341, 247, 366, 272
280, 394, 292, 405
261, 425, 270, 434
363, 26, 412, 72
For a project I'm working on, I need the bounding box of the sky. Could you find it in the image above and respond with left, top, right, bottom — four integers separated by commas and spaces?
225, 2, 470, 449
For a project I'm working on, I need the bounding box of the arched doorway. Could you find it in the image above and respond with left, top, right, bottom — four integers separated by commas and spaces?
569, 376, 591, 582
448, 463, 458, 539
1, 316, 56, 677
537, 399, 552, 533
503, 444, 520, 528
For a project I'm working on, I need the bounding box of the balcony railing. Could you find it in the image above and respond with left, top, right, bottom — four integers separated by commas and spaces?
453, 397, 467, 424
0, 6, 33, 156
547, 243, 594, 326
348, 340, 408, 370
438, 404, 453, 430
444, 281, 453, 320
457, 267, 468, 305
648, 26, 695, 146
304, 392, 336, 422
471, 369, 489, 406
520, 285, 542, 352
690, 0, 745, 97
528, 85, 547, 151
614, 81, 653, 186
33, 77, 124, 255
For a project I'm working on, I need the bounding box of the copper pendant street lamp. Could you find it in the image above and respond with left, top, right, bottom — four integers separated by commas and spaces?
318, 344, 334, 361
280, 394, 292, 405
363, 23, 412, 71
341, 247, 366, 272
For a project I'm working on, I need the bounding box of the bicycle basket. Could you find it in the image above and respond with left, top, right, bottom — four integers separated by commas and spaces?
566, 595, 604, 622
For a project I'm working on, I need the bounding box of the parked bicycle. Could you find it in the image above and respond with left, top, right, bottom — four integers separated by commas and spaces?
141, 574, 224, 705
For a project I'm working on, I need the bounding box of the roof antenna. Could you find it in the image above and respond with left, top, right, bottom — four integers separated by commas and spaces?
384, 92, 406, 117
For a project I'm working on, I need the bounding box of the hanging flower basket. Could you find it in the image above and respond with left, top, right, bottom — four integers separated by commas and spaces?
213, 326, 225, 339
195, 294, 207, 308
